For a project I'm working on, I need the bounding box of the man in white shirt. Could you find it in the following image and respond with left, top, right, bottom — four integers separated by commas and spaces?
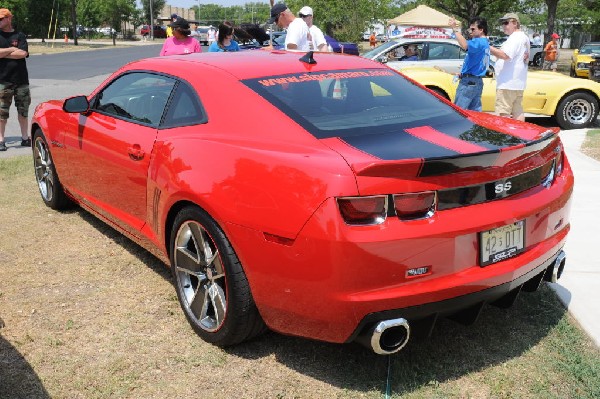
490, 13, 530, 121
268, 3, 311, 51
207, 26, 216, 46
298, 6, 328, 52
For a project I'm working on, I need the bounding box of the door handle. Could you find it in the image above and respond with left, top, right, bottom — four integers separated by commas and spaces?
128, 144, 145, 161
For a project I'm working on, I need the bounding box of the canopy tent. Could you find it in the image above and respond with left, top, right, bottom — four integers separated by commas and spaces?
388, 5, 454, 28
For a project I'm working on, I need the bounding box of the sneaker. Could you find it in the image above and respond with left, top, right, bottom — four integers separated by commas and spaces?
0, 141, 6, 151
21, 138, 31, 147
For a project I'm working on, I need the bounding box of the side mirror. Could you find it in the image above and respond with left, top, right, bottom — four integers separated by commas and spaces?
573, 49, 579, 56
377, 55, 388, 63
63, 95, 90, 113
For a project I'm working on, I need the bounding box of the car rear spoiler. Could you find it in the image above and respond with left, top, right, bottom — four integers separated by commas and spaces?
351, 131, 559, 178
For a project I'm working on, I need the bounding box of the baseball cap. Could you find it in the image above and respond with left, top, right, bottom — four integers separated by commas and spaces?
551, 33, 560, 39
499, 13, 520, 23
268, 3, 287, 24
169, 17, 190, 30
0, 8, 13, 18
299, 6, 313, 17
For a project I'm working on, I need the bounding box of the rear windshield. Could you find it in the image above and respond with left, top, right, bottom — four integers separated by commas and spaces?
243, 69, 463, 140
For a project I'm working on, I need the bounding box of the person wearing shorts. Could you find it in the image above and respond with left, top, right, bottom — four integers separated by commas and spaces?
0, 8, 31, 151
489, 13, 530, 121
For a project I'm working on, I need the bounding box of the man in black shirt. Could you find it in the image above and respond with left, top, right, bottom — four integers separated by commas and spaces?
0, 8, 31, 151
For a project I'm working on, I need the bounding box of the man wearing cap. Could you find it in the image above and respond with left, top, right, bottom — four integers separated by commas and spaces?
268, 3, 311, 51
543, 33, 560, 72
0, 8, 30, 151
489, 13, 530, 122
166, 14, 178, 38
298, 6, 328, 52
449, 16, 490, 112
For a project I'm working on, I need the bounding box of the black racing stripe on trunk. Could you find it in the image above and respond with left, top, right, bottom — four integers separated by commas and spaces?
341, 131, 460, 161
438, 119, 527, 149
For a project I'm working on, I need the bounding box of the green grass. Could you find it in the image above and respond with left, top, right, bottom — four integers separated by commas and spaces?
581, 129, 600, 161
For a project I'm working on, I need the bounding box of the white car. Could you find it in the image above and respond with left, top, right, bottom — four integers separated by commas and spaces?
362, 38, 467, 74
98, 27, 115, 36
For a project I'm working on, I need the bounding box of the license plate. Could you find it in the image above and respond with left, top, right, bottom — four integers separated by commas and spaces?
479, 221, 525, 266
594, 70, 600, 77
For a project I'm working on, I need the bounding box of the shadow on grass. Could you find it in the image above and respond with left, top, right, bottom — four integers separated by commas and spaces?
0, 328, 50, 399
69, 208, 567, 396
74, 208, 172, 283
223, 286, 566, 395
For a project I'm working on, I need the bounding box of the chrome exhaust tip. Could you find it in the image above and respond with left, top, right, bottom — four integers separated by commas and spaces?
357, 318, 410, 355
545, 250, 566, 283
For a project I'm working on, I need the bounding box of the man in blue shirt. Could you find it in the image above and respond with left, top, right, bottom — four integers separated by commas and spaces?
449, 17, 490, 111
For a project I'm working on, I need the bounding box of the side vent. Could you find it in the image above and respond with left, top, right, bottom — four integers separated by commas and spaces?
152, 187, 161, 233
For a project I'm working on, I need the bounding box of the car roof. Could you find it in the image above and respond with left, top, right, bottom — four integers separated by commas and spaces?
124, 51, 385, 80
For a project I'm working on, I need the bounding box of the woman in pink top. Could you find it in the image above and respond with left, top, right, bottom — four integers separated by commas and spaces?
160, 17, 201, 56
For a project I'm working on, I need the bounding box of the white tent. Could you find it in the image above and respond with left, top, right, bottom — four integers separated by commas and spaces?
388, 5, 454, 27
387, 5, 456, 39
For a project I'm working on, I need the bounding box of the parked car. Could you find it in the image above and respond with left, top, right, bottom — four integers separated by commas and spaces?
400, 66, 600, 129
98, 27, 116, 36
570, 42, 600, 78
489, 36, 544, 67
195, 26, 213, 45
140, 25, 166, 39
363, 38, 467, 74
589, 53, 600, 82
31, 51, 572, 354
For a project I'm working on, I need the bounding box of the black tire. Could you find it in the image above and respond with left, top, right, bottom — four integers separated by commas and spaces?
533, 53, 543, 68
428, 87, 450, 100
555, 92, 599, 130
170, 206, 266, 346
32, 129, 71, 210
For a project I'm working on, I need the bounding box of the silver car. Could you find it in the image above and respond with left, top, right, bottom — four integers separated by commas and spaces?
362, 38, 467, 74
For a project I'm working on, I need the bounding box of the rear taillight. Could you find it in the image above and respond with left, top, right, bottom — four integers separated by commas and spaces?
337, 196, 387, 225
393, 191, 436, 220
542, 145, 564, 188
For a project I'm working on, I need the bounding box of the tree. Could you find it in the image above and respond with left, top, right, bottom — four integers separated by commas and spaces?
99, 0, 136, 44
139, 0, 166, 25
77, 0, 103, 40
285, 0, 400, 42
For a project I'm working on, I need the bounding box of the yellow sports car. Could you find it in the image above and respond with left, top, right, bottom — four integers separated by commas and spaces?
399, 67, 600, 129
570, 42, 600, 78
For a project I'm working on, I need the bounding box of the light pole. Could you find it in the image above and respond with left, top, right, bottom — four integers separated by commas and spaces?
149, 0, 154, 40
197, 0, 200, 24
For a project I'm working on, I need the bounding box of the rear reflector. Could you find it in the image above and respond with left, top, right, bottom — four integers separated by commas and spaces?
393, 191, 436, 220
337, 196, 387, 225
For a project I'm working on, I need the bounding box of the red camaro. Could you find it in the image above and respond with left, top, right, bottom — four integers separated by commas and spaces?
31, 51, 573, 354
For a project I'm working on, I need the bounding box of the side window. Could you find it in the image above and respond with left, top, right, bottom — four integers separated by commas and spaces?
93, 72, 176, 127
428, 43, 460, 60
162, 82, 207, 128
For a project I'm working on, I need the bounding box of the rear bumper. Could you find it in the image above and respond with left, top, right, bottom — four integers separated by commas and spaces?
345, 247, 563, 343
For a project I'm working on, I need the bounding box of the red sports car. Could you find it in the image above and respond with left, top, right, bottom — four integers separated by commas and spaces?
31, 51, 573, 354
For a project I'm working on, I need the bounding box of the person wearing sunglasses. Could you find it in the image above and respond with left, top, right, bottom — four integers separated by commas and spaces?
0, 8, 31, 151
489, 13, 530, 122
449, 16, 490, 112
208, 21, 240, 52
268, 3, 311, 51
